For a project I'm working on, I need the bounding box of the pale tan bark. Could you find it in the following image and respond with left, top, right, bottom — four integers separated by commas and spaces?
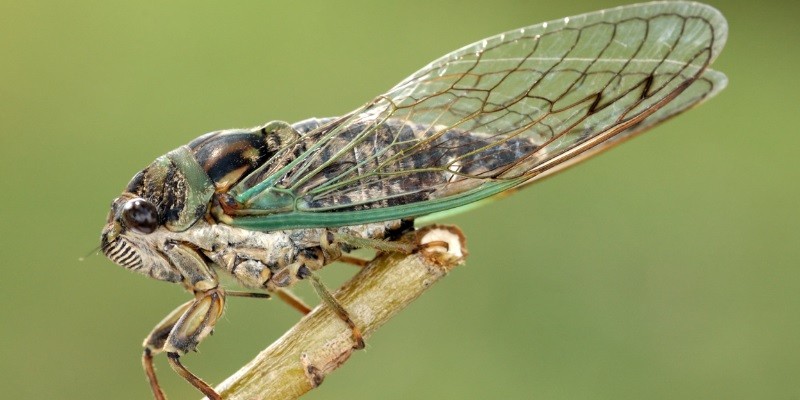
212, 225, 467, 400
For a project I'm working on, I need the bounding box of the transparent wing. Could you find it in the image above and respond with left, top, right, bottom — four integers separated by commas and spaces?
230, 2, 728, 231
527, 67, 727, 183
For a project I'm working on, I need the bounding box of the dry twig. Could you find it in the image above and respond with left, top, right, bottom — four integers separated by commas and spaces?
212, 225, 467, 399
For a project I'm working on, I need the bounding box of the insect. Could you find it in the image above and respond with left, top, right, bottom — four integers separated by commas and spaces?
100, 2, 727, 399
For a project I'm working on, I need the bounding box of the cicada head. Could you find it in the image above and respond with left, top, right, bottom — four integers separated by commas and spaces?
101, 147, 217, 283
101, 193, 184, 283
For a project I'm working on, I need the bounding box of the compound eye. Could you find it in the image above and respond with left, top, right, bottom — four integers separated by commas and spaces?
122, 198, 159, 234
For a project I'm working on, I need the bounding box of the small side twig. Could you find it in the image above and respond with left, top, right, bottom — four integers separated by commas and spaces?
212, 224, 468, 400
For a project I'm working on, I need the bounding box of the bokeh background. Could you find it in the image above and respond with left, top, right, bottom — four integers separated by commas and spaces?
2, 1, 798, 399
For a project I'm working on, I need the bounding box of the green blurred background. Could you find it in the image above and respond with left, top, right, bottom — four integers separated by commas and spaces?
2, 1, 797, 399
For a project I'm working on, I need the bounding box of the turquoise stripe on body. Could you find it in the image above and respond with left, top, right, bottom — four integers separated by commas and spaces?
230, 178, 523, 231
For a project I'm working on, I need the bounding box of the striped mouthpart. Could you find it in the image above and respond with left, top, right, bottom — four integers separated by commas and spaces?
102, 238, 143, 270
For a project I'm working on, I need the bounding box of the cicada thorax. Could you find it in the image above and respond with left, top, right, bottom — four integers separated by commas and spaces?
192, 118, 336, 194
188, 129, 282, 193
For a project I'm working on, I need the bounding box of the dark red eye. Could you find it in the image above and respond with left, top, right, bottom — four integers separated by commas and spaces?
122, 198, 158, 234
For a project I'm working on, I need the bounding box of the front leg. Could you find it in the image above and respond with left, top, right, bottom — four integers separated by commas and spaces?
142, 299, 193, 400
143, 289, 226, 400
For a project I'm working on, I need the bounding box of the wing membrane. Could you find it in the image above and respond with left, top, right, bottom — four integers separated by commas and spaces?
230, 2, 727, 231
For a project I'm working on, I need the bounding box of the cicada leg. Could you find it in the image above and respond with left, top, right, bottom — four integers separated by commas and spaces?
268, 260, 364, 349
266, 228, 419, 351
328, 231, 417, 255
322, 228, 416, 268
336, 254, 371, 268
275, 288, 313, 315
307, 229, 423, 349
306, 271, 365, 349
142, 289, 225, 400
321, 234, 371, 268
226, 291, 270, 300
228, 281, 313, 315
142, 299, 193, 400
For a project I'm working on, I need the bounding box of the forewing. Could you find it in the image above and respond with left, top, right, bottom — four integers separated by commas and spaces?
528, 67, 727, 183
231, 2, 727, 231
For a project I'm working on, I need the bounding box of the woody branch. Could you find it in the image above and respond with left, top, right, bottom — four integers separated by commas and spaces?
211, 224, 468, 400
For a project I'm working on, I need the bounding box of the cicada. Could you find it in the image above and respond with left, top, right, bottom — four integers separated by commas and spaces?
100, 2, 727, 399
